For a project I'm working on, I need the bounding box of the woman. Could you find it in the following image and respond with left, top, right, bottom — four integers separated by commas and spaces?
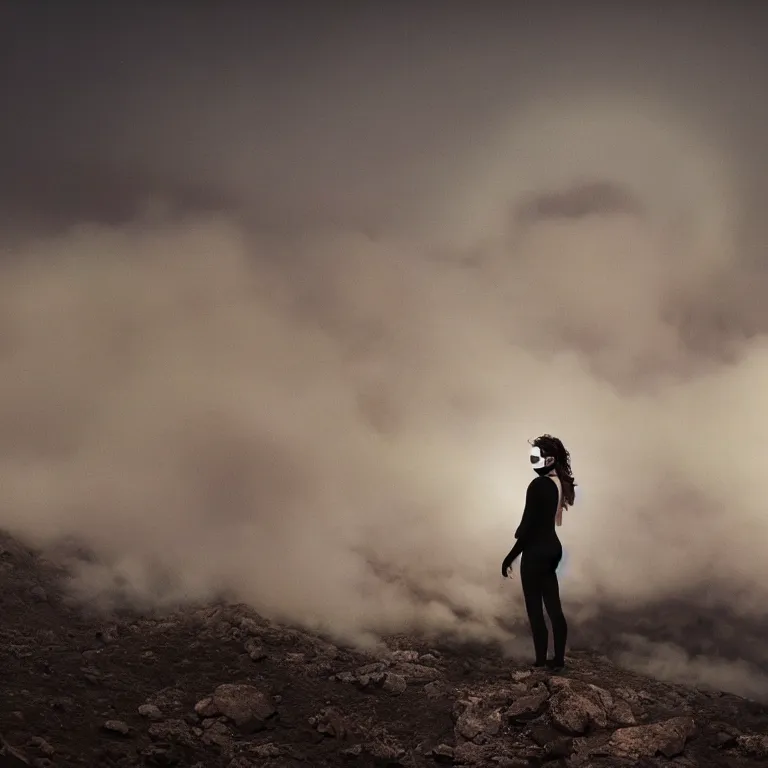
501, 434, 576, 671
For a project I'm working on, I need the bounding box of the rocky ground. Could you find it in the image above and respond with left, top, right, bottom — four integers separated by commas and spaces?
1, 531, 767, 768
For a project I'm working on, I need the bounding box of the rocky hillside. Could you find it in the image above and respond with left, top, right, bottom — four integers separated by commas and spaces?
1, 531, 767, 768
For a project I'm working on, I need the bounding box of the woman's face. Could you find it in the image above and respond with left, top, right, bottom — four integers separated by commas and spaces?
529, 445, 554, 472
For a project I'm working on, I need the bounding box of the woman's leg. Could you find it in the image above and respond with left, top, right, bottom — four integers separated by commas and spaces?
520, 558, 548, 665
541, 569, 568, 666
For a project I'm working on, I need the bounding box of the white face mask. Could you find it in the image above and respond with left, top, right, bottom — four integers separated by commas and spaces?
529, 446, 554, 473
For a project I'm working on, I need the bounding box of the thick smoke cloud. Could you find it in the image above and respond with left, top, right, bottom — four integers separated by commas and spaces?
3, 4, 768, 697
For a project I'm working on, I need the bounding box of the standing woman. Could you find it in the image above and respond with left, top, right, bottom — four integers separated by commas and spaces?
501, 434, 576, 671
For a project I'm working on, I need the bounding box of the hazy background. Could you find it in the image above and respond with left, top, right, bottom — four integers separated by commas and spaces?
3, 2, 768, 697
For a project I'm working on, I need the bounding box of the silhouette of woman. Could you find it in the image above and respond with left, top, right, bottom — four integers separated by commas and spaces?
501, 434, 576, 670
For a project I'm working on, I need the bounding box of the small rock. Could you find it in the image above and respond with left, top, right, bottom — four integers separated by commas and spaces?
195, 684, 276, 731
238, 617, 265, 635
454, 700, 485, 741
505, 690, 549, 722
454, 699, 501, 743
200, 721, 231, 748
249, 743, 281, 758
390, 650, 420, 663
148, 718, 196, 748
609, 698, 637, 726
244, 639, 267, 661
357, 671, 386, 688
366, 739, 406, 761
396, 662, 443, 683
194, 697, 216, 717
314, 641, 340, 660
356, 662, 389, 677
586, 683, 614, 710
549, 689, 607, 735
382, 672, 407, 695
604, 716, 696, 759
102, 720, 131, 736
429, 743, 455, 763
137, 704, 163, 721
314, 707, 350, 739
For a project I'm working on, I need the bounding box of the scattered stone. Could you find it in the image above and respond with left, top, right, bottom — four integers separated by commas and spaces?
453, 698, 501, 743
356, 661, 389, 677
243, 638, 267, 661
248, 742, 281, 758
365, 739, 406, 762
603, 716, 696, 759
138, 704, 164, 721
505, 689, 549, 722
200, 721, 231, 748
548, 686, 608, 734
101, 720, 131, 737
382, 672, 407, 695
147, 719, 196, 748
609, 697, 637, 726
530, 725, 574, 759
429, 743, 455, 762
390, 650, 419, 663
396, 662, 443, 683
313, 707, 350, 739
194, 684, 276, 731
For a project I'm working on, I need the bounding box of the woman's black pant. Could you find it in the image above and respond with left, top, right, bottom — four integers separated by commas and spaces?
520, 545, 568, 664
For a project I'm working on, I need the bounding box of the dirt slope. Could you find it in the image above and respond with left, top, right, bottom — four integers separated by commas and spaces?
1, 531, 766, 768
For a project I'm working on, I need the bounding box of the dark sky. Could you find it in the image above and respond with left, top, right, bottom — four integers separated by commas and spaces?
2, 2, 767, 235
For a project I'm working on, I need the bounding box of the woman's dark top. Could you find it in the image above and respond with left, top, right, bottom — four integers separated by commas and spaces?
504, 475, 561, 563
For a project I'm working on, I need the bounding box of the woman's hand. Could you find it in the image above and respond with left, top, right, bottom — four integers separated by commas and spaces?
501, 555, 514, 577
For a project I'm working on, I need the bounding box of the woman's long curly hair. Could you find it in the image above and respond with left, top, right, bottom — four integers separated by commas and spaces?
531, 434, 577, 508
